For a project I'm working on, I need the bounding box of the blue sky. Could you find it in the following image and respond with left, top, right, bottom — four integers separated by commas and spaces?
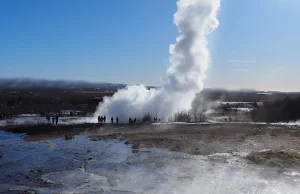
0, 0, 299, 91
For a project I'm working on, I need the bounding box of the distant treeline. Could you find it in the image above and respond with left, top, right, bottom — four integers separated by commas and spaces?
0, 78, 126, 90
251, 97, 300, 122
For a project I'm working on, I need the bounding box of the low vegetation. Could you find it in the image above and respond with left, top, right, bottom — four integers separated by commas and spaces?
0, 88, 114, 115
246, 150, 300, 168
142, 113, 152, 123
251, 97, 300, 123
65, 133, 74, 140
172, 111, 207, 123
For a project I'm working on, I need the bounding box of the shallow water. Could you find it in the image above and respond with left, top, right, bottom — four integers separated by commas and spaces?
1, 131, 300, 193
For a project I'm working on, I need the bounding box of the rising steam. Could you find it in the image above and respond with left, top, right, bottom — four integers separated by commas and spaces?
94, 0, 220, 122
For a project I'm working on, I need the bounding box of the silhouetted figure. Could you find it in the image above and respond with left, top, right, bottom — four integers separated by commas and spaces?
98, 116, 101, 123
46, 115, 50, 123
104, 116, 106, 123
55, 115, 59, 125
133, 118, 137, 123
229, 116, 232, 122
129, 118, 132, 124
100, 116, 103, 123
52, 116, 55, 125
111, 117, 114, 124
116, 117, 119, 124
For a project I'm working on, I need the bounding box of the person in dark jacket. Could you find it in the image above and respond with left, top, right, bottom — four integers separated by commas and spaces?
116, 117, 119, 124
46, 115, 50, 123
129, 118, 132, 124
55, 115, 59, 125
111, 117, 114, 124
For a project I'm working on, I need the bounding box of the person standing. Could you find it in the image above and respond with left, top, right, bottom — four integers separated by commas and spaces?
55, 115, 59, 125
52, 116, 55, 125
111, 117, 114, 124
116, 117, 119, 124
129, 118, 132, 124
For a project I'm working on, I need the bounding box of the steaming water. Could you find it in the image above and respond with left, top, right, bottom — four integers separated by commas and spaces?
94, 0, 221, 122
1, 131, 300, 193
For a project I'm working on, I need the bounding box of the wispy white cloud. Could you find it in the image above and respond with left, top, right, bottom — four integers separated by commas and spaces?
232, 69, 249, 72
228, 60, 255, 63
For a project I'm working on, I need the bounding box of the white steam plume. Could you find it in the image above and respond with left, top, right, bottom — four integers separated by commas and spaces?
94, 0, 220, 122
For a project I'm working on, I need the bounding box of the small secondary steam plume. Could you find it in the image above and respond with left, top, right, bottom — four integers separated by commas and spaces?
94, 0, 220, 122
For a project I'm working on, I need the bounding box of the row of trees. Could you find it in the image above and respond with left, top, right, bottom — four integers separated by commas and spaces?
139, 110, 207, 123
173, 111, 207, 123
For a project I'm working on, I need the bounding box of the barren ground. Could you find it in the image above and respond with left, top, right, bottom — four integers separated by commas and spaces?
18, 123, 300, 155
87, 123, 300, 155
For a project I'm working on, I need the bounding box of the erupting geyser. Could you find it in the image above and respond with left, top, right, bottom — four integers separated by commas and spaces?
94, 0, 220, 122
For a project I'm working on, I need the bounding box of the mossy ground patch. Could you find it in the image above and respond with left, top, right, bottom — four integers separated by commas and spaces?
247, 150, 300, 168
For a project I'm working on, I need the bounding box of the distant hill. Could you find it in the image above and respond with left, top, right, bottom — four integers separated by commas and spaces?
0, 78, 127, 90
